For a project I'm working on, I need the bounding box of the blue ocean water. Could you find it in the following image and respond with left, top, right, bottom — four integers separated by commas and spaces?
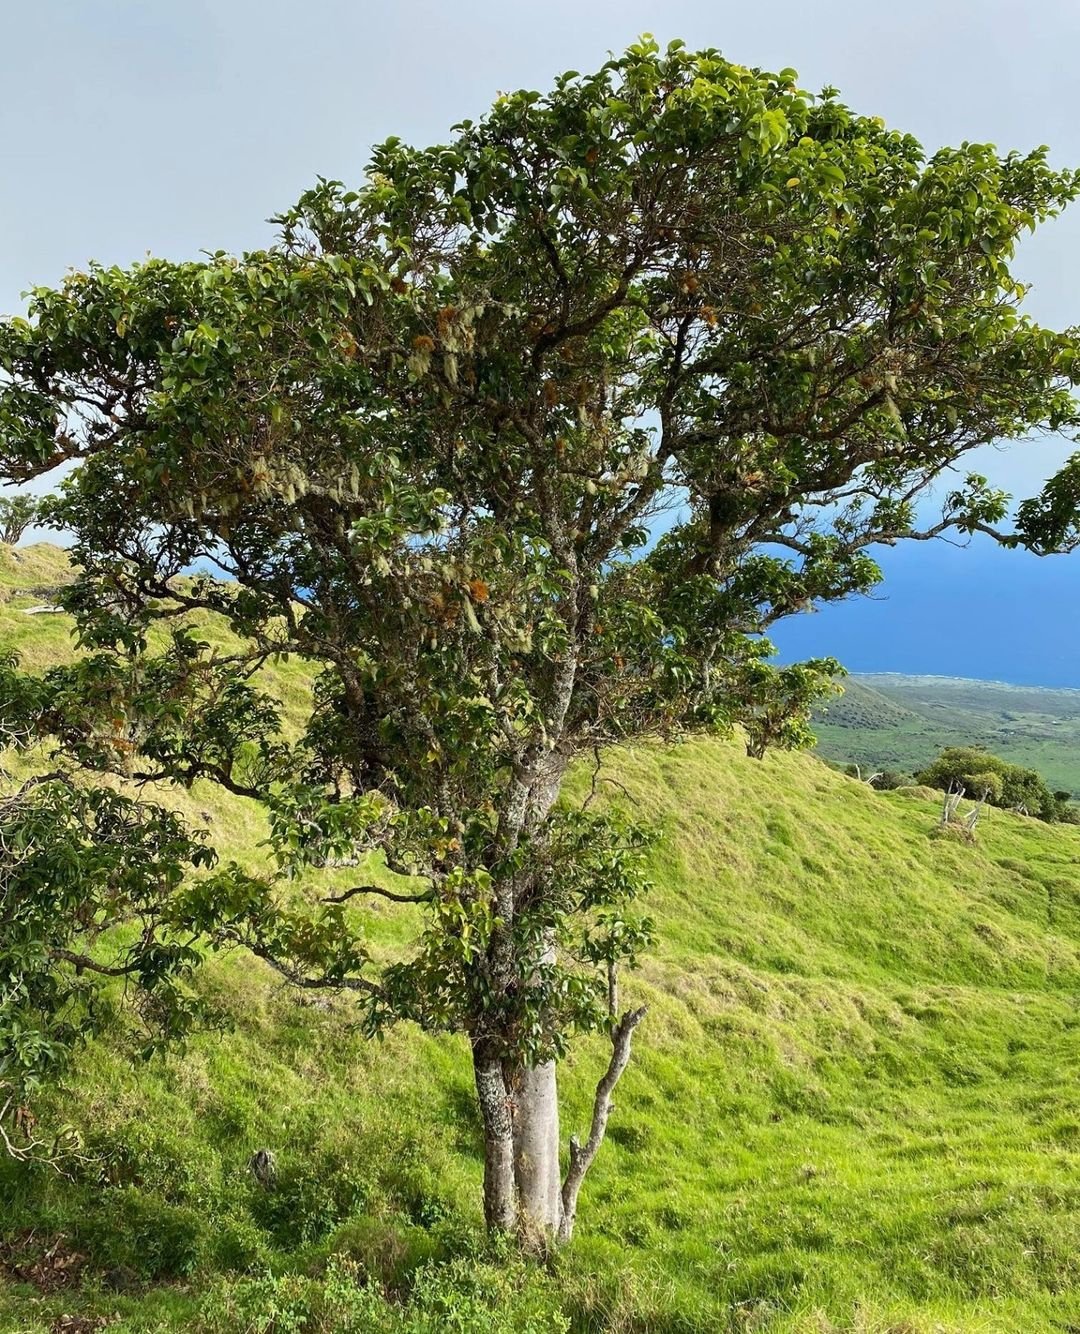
771, 534, 1080, 688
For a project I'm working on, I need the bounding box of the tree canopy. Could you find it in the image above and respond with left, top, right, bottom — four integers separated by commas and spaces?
3, 37, 1080, 1241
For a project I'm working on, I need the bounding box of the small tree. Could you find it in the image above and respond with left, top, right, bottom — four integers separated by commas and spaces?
1054, 792, 1080, 824
917, 747, 1060, 821
0, 494, 38, 546
3, 40, 1080, 1243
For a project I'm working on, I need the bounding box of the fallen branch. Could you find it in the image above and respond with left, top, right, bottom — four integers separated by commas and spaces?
0, 1086, 89, 1178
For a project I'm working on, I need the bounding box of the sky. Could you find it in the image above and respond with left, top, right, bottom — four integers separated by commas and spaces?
2, 0, 1079, 683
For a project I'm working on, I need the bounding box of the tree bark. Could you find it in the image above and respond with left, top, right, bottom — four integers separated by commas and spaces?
509, 911, 563, 1243
473, 1046, 517, 1232
511, 1059, 562, 1242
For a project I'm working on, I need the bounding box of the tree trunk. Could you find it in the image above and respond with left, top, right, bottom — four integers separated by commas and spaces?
471, 748, 580, 1243
510, 914, 563, 1242
511, 1059, 562, 1242
472, 1004, 646, 1246
473, 1047, 516, 1231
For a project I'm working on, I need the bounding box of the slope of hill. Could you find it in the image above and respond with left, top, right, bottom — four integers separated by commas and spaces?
813, 672, 1080, 795
4, 548, 1080, 1333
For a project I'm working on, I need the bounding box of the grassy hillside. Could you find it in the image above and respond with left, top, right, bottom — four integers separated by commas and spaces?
4, 547, 1080, 1332
813, 673, 1080, 795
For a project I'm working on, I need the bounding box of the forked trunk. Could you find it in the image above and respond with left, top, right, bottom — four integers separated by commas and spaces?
471, 1006, 646, 1246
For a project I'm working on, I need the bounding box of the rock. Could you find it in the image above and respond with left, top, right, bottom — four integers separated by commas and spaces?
249, 1147, 277, 1190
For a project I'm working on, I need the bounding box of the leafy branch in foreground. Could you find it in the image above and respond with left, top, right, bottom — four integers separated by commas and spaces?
3, 36, 1080, 1243
0, 655, 215, 1166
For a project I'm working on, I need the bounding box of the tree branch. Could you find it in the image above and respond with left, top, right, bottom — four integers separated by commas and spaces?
246, 941, 385, 999
558, 1005, 646, 1244
322, 883, 435, 905
49, 948, 142, 978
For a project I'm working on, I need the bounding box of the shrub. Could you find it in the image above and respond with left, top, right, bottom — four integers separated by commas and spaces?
207, 1216, 273, 1274
78, 1189, 207, 1279
195, 1251, 570, 1333
916, 747, 1063, 822
251, 1151, 373, 1246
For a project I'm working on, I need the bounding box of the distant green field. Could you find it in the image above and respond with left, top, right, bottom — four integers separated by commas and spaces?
813, 674, 1080, 795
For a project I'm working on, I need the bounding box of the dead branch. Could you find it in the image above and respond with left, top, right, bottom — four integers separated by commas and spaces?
0, 1086, 89, 1178
941, 781, 966, 826
558, 1005, 646, 1244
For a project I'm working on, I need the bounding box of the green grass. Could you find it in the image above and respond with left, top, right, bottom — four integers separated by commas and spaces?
4, 547, 1080, 1331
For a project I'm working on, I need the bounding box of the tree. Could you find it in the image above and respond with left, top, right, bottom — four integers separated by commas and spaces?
1054, 791, 1080, 823
2, 38, 1080, 1244
916, 746, 1061, 820
0, 493, 38, 545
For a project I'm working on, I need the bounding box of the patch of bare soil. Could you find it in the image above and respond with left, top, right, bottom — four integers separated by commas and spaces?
0, 1232, 86, 1293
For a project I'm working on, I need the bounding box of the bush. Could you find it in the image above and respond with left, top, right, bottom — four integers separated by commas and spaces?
916, 747, 1064, 822
251, 1150, 373, 1246
195, 1250, 571, 1333
327, 1217, 441, 1290
207, 1216, 273, 1274
78, 1189, 207, 1279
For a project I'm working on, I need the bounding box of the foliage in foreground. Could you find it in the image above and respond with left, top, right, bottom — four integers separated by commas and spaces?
0, 648, 225, 1143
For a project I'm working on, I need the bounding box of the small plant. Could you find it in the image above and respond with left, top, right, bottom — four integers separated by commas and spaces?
195, 1250, 570, 1333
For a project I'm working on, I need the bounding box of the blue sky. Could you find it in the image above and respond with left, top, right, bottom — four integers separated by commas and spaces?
2, 1, 1079, 683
